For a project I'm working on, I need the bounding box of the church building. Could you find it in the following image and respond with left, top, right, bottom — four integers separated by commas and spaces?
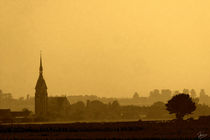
34, 54, 70, 120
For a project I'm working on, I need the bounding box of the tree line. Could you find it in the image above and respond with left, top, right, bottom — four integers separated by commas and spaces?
48, 93, 210, 121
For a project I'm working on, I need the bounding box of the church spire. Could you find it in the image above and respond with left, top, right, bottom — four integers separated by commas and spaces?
35, 51, 47, 90
40, 51, 43, 74
35, 52, 48, 117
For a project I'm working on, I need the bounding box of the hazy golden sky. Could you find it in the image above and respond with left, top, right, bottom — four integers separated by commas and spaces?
1, 0, 210, 98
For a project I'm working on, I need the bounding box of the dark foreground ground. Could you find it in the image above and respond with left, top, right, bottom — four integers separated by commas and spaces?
0, 119, 210, 139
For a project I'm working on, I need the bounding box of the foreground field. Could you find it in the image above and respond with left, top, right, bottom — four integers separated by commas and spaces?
0, 120, 209, 139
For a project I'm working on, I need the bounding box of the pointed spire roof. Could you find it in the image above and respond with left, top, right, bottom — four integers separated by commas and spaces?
40, 51, 43, 74
35, 52, 47, 90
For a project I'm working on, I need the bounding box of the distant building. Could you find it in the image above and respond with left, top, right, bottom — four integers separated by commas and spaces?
199, 89, 209, 104
160, 89, 172, 102
0, 90, 12, 100
190, 89, 196, 98
35, 54, 48, 118
133, 92, 140, 99
0, 109, 12, 122
0, 109, 31, 123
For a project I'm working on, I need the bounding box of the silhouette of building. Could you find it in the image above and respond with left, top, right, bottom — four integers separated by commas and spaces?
0, 109, 31, 123
35, 53, 48, 118
48, 97, 70, 119
0, 109, 12, 122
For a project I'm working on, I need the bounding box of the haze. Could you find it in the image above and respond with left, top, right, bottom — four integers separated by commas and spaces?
1, 0, 210, 98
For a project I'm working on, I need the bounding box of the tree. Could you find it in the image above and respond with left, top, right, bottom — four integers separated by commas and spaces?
68, 101, 85, 120
166, 93, 196, 120
146, 101, 174, 120
85, 100, 108, 120
112, 100, 120, 108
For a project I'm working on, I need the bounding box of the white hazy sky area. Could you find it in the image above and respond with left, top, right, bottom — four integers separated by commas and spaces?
1, 0, 210, 98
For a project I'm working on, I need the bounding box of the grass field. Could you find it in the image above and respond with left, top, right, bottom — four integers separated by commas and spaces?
0, 119, 209, 139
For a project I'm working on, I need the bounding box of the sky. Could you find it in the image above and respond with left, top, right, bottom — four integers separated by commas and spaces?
1, 0, 210, 98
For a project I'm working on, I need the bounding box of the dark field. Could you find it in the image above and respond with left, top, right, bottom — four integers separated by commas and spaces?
0, 120, 209, 139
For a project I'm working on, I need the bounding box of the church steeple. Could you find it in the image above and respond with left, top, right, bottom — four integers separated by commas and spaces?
39, 52, 43, 74
35, 52, 48, 118
35, 52, 47, 90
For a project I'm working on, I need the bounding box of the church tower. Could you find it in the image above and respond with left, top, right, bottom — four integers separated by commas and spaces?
35, 53, 48, 118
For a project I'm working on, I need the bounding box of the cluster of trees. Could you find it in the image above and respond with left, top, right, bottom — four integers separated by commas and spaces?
48, 94, 210, 121
53, 100, 145, 121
